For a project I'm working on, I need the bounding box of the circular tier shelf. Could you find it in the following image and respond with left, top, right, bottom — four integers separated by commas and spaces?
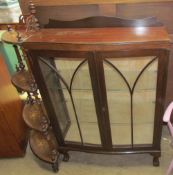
11, 70, 37, 92
23, 101, 49, 132
1, 30, 27, 45
29, 130, 58, 164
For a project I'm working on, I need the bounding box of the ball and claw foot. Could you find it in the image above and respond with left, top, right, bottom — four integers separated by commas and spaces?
153, 157, 160, 167
63, 153, 70, 162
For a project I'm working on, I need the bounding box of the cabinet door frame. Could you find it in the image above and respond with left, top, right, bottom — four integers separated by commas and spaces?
88, 52, 112, 149
96, 48, 169, 150
28, 48, 169, 153
29, 50, 106, 148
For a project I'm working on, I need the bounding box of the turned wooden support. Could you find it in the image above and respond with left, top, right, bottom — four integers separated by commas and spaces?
13, 45, 25, 71
29, 1, 37, 15
25, 0, 40, 31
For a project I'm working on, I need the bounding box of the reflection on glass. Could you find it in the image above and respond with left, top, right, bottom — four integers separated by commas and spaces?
104, 62, 131, 145
54, 58, 101, 145
133, 59, 158, 144
38, 58, 70, 135
104, 56, 158, 145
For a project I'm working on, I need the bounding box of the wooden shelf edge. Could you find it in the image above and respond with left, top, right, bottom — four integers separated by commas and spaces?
11, 70, 37, 93
29, 130, 58, 164
23, 102, 49, 132
32, 0, 173, 6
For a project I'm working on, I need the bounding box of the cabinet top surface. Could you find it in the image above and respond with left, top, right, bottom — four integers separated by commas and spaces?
32, 0, 173, 6
25, 27, 170, 44
2, 27, 171, 51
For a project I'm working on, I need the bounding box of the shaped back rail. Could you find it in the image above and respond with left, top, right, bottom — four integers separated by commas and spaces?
44, 16, 162, 28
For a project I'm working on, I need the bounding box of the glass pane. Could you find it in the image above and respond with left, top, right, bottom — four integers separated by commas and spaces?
104, 56, 157, 146
111, 125, 131, 145
55, 58, 101, 145
133, 124, 154, 144
133, 59, 158, 144
38, 58, 70, 136
105, 56, 157, 90
104, 61, 131, 145
61, 89, 81, 142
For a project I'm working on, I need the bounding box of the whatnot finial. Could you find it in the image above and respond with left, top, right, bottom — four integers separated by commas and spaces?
7, 25, 12, 32
26, 0, 40, 32
17, 32, 22, 42
29, 0, 36, 15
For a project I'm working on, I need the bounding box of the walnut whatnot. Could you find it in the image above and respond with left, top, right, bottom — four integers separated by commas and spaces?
1, 16, 60, 171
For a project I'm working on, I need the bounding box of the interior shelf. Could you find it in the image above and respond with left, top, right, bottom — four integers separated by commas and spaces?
23, 101, 49, 132
11, 70, 37, 92
29, 130, 58, 163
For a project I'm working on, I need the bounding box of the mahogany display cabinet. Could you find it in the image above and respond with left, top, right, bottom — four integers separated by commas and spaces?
13, 25, 169, 172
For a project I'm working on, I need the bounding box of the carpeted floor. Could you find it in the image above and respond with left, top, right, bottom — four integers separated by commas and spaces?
0, 126, 172, 175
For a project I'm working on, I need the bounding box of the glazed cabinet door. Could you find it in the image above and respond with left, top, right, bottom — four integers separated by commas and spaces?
98, 50, 168, 148
30, 51, 102, 146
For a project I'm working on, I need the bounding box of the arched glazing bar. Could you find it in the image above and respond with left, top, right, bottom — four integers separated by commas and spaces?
104, 56, 158, 146
39, 56, 89, 145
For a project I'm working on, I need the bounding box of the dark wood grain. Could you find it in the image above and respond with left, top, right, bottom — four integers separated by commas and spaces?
0, 54, 28, 157
117, 2, 173, 34
23, 27, 171, 52
25, 27, 170, 43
